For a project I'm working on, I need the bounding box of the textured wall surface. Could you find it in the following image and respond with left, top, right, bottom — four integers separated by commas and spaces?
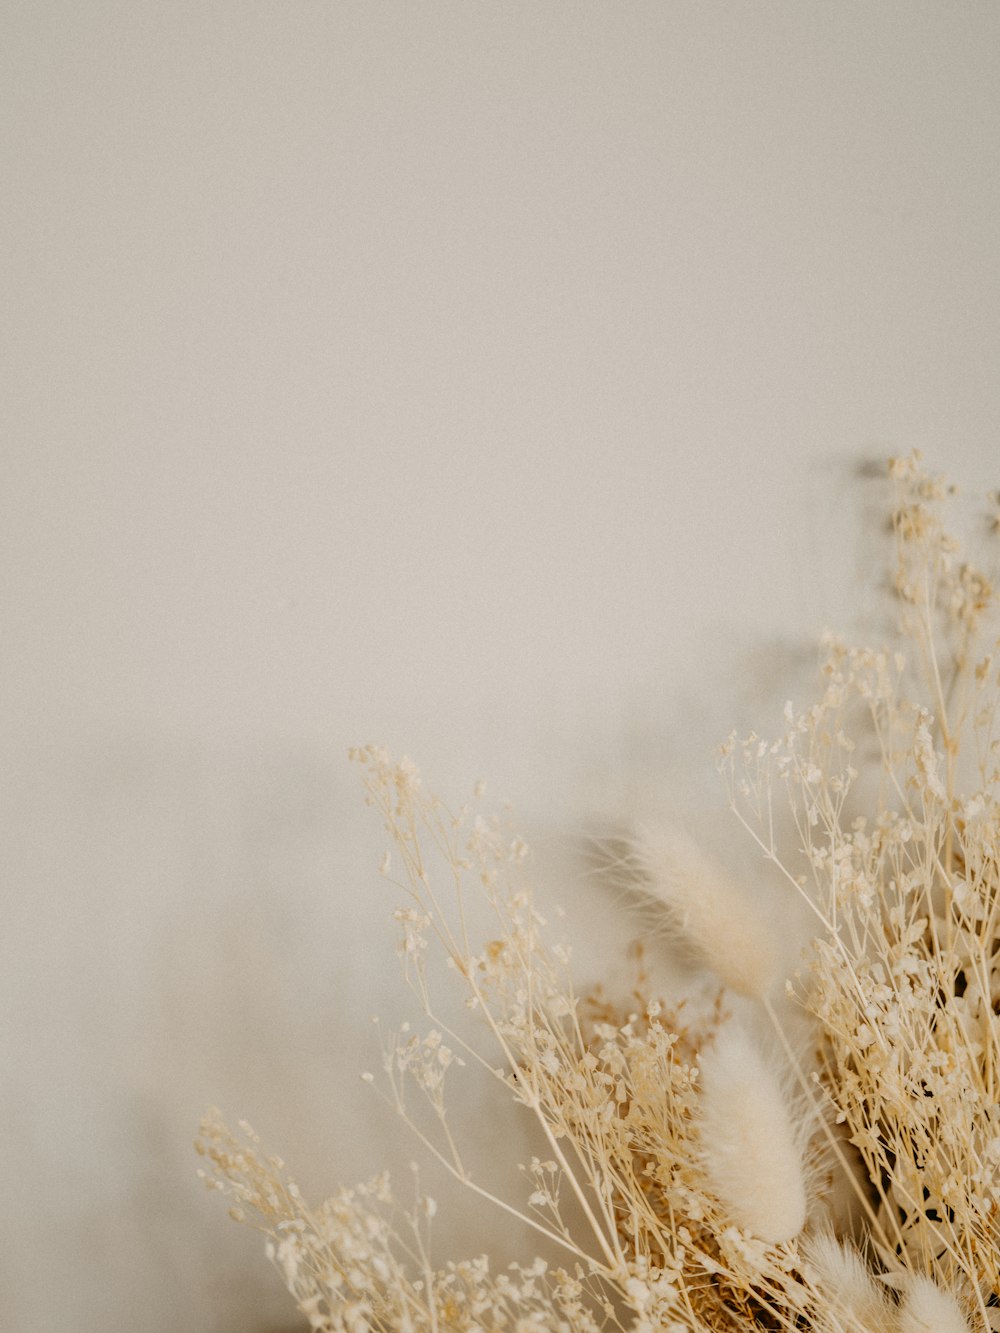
4, 3, 1000, 1328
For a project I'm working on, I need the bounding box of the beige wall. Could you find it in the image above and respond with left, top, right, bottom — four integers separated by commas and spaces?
4, 3, 1000, 1328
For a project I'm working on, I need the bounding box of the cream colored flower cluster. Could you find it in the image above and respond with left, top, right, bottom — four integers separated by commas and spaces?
199, 456, 1000, 1331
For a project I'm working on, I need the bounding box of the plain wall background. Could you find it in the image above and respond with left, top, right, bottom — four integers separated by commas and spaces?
4, 3, 1000, 1328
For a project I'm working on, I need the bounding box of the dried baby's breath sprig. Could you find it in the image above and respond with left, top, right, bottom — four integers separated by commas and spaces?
199, 747, 829, 1329
723, 452, 1000, 1329
196, 1109, 608, 1333
202, 453, 1000, 1331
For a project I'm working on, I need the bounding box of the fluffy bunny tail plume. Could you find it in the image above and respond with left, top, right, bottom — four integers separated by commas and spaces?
635, 823, 781, 999
697, 1023, 807, 1243
802, 1234, 893, 1332
898, 1275, 972, 1333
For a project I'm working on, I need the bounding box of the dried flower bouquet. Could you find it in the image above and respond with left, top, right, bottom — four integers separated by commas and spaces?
198, 455, 1000, 1331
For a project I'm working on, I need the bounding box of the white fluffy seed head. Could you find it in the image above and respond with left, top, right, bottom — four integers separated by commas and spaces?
697, 1023, 807, 1243
635, 824, 781, 999
898, 1275, 972, 1333
802, 1234, 893, 1332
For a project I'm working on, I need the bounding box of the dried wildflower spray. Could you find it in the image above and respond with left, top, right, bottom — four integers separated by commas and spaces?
200, 456, 1000, 1332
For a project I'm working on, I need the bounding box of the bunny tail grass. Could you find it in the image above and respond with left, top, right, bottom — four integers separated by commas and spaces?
898, 1275, 973, 1333
635, 823, 782, 1000
697, 1023, 807, 1244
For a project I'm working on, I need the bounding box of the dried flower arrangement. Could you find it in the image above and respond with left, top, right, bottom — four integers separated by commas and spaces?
198, 455, 1000, 1331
